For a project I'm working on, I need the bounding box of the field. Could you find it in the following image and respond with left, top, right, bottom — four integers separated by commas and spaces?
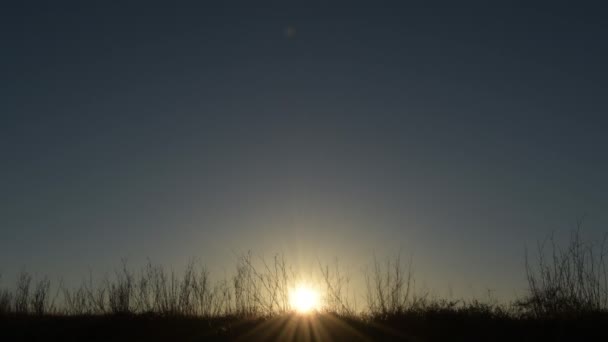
1, 229, 607, 341
2, 311, 607, 341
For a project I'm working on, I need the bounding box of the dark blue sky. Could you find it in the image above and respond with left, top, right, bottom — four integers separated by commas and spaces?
1, 1, 607, 298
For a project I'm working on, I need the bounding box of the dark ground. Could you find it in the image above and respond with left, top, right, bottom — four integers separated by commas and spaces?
1, 313, 607, 341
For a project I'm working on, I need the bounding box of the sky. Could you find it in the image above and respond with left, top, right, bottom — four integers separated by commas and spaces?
1, 1, 607, 300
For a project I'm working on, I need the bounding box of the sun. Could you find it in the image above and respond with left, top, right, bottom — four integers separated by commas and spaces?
290, 285, 320, 314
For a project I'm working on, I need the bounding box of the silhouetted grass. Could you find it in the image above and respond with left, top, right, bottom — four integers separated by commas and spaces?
1, 228, 607, 341
517, 223, 608, 318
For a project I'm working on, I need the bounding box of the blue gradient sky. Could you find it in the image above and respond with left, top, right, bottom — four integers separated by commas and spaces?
1, 1, 607, 299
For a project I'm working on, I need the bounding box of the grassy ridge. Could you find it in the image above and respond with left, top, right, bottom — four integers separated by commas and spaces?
1, 228, 607, 341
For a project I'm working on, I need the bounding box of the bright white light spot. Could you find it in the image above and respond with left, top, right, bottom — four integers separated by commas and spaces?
290, 285, 319, 314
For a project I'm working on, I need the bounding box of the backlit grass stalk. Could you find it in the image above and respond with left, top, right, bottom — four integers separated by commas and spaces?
520, 224, 608, 317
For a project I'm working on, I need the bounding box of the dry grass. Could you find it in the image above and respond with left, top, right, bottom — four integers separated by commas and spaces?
0, 227, 606, 325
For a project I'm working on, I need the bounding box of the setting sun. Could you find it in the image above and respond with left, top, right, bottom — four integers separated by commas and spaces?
290, 285, 320, 314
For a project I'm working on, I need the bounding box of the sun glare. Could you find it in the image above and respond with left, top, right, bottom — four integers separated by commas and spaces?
290, 285, 320, 314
